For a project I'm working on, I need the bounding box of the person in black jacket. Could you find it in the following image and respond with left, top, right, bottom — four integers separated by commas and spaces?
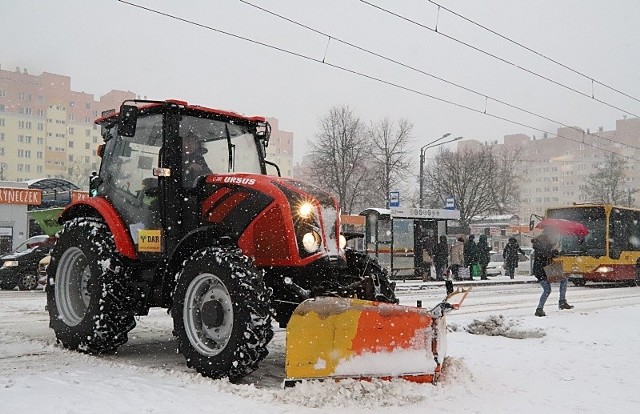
477, 234, 491, 280
532, 231, 574, 317
503, 237, 525, 279
464, 235, 479, 279
432, 235, 449, 281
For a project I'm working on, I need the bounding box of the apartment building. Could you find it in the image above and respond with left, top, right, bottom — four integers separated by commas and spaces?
0, 64, 295, 185
458, 117, 640, 221
0, 64, 135, 185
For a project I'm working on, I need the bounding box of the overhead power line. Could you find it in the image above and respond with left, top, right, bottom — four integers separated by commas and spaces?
115, 0, 640, 162
426, 0, 640, 106
358, 0, 640, 120
238, 0, 640, 152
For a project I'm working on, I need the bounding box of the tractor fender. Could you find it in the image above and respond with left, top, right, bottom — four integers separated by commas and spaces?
159, 226, 232, 306
58, 198, 137, 260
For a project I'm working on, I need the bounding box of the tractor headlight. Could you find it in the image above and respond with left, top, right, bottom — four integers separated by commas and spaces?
339, 234, 347, 249
2, 261, 19, 268
595, 266, 614, 273
297, 201, 314, 219
302, 231, 321, 253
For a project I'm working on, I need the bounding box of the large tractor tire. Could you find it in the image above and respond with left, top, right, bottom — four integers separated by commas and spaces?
345, 249, 397, 303
17, 270, 38, 290
47, 217, 135, 353
172, 246, 273, 382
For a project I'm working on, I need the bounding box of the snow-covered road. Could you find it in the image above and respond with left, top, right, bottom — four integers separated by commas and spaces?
1, 280, 639, 413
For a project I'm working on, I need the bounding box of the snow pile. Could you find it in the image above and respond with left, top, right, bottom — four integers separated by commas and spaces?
463, 315, 546, 339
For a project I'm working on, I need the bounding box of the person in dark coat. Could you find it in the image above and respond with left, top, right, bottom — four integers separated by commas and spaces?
464, 235, 478, 279
503, 237, 525, 279
532, 231, 574, 317
432, 235, 449, 281
477, 234, 491, 280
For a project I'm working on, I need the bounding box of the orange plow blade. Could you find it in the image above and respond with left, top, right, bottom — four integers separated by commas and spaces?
283, 297, 448, 387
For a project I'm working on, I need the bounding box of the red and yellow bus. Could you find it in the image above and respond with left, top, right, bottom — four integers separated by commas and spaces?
541, 204, 640, 286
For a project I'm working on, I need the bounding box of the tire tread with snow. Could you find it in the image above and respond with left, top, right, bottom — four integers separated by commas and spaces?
172, 246, 273, 382
47, 217, 135, 353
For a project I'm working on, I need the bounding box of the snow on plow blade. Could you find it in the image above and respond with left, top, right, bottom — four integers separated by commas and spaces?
284, 297, 448, 387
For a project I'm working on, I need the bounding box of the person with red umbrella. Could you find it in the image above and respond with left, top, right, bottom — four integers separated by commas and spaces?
532, 229, 574, 317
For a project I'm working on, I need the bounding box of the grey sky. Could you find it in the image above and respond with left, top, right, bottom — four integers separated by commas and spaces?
3, 0, 639, 163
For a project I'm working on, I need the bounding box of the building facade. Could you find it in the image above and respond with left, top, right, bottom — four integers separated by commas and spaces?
0, 64, 295, 186
458, 117, 640, 222
0, 64, 135, 185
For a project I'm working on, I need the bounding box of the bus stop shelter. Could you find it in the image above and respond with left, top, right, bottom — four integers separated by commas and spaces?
360, 207, 460, 280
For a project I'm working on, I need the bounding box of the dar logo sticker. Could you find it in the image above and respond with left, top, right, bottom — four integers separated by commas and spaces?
138, 229, 162, 252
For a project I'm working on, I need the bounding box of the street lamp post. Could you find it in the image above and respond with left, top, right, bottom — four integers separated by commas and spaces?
419, 133, 463, 208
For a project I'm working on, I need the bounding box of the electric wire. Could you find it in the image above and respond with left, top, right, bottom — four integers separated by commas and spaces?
239, 0, 640, 152
359, 0, 640, 119
115, 0, 640, 162
426, 0, 640, 106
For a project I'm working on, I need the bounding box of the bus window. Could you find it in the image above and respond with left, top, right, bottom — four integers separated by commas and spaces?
546, 207, 606, 256
610, 208, 640, 259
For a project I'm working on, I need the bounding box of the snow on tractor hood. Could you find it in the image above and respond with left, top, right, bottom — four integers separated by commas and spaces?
204, 173, 344, 267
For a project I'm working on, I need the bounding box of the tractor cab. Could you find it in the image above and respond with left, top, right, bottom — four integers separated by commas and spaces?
91, 100, 271, 256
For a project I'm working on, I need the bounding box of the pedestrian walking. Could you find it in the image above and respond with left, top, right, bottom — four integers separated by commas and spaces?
532, 231, 574, 317
449, 236, 465, 280
503, 237, 525, 279
477, 234, 491, 280
432, 235, 449, 281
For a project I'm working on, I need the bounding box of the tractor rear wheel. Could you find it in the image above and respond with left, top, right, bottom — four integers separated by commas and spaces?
47, 217, 135, 353
17, 270, 38, 290
172, 246, 273, 382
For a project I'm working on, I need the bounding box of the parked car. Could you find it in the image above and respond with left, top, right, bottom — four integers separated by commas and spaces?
486, 250, 532, 277
0, 235, 55, 290
486, 253, 504, 276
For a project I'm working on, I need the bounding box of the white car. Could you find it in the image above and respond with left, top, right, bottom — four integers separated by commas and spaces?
486, 253, 504, 276
487, 251, 531, 277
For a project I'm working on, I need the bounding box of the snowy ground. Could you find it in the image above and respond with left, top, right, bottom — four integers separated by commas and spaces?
1, 276, 639, 413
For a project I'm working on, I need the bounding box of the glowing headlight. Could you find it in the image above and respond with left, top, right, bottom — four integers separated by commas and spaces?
302, 231, 320, 253
2, 261, 19, 268
298, 202, 314, 219
595, 266, 614, 273
339, 234, 347, 249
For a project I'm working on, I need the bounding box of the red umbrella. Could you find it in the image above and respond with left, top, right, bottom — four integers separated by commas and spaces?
535, 218, 589, 237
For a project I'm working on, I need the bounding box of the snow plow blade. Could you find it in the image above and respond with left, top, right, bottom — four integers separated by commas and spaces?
283, 297, 449, 387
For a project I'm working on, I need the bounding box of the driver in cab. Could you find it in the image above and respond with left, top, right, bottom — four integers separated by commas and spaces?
182, 132, 211, 186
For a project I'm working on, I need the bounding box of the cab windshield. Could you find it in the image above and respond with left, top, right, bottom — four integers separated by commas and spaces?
179, 115, 263, 175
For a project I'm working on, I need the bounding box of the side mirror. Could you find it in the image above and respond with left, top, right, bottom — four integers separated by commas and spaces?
529, 219, 534, 231
118, 104, 139, 137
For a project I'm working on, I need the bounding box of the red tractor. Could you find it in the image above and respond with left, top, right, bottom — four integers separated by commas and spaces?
46, 99, 396, 382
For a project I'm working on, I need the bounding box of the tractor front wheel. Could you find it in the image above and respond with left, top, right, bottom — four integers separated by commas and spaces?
172, 247, 273, 382
47, 217, 135, 353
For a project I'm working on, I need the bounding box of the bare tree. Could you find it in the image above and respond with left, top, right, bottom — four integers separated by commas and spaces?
307, 106, 373, 214
487, 146, 522, 214
66, 159, 93, 188
582, 153, 630, 205
368, 118, 414, 208
422, 146, 521, 231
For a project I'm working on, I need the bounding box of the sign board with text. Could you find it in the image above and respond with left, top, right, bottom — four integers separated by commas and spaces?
0, 187, 42, 205
390, 207, 460, 220
389, 191, 400, 207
